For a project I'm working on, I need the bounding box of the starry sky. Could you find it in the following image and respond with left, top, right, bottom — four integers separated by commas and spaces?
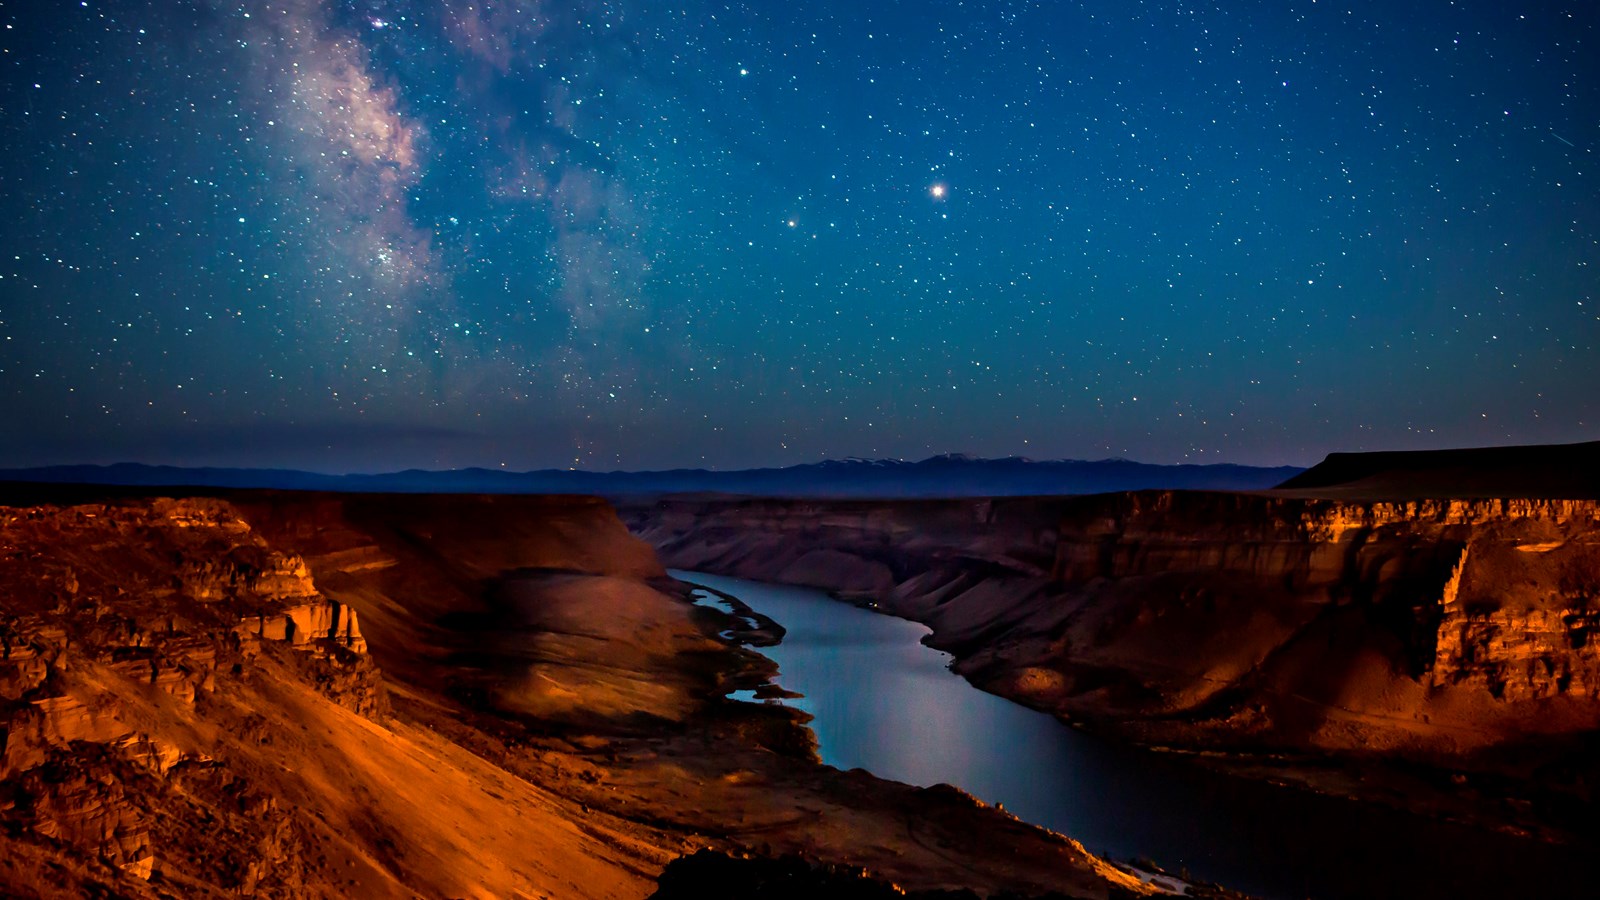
1, 0, 1596, 472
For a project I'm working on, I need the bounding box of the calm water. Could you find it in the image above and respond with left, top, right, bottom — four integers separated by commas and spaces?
675, 570, 1593, 900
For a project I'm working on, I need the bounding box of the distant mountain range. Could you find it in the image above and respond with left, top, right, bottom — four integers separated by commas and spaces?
0, 454, 1305, 499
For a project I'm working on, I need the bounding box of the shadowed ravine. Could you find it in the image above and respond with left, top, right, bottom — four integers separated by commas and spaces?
675, 570, 1593, 900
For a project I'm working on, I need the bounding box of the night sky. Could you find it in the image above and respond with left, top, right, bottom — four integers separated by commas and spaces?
1, 1, 1596, 472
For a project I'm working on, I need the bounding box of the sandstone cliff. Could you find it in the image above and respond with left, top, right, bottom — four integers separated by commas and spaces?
0, 498, 380, 894
623, 493, 1600, 777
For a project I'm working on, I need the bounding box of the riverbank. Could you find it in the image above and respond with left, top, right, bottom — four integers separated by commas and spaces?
675, 570, 1593, 900
620, 492, 1600, 846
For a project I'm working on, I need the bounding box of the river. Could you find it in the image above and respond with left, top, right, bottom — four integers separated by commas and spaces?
674, 569, 1591, 900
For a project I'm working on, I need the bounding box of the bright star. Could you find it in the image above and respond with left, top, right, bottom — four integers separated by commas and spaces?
930, 183, 948, 199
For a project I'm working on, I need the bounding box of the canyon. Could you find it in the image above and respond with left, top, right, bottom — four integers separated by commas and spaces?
621, 490, 1600, 839
0, 486, 1167, 899
6, 445, 1599, 897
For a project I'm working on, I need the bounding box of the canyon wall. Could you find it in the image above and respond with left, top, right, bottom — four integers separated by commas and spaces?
0, 490, 1156, 900
623, 493, 1600, 764
0, 493, 681, 899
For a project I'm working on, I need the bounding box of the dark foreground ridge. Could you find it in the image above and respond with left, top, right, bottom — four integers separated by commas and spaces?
650, 849, 1227, 900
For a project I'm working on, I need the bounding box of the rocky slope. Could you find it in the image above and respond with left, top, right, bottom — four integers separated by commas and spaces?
0, 487, 1158, 900
0, 498, 384, 895
622, 492, 1600, 832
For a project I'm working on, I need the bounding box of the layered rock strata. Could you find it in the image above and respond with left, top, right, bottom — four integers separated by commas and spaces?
624, 493, 1600, 765
0, 499, 379, 888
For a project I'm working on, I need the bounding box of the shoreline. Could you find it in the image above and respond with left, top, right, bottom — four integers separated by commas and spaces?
818, 575, 1593, 847
621, 492, 1600, 851
665, 567, 1596, 898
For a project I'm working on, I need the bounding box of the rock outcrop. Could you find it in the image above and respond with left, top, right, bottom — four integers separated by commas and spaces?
0, 498, 380, 893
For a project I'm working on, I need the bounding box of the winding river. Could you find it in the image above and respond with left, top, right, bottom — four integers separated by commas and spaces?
675, 570, 1591, 900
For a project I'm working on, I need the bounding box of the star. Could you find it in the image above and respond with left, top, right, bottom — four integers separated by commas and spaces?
0, 0, 1585, 472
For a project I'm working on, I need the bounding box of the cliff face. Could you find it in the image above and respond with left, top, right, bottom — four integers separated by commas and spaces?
623, 493, 1600, 763
0, 498, 380, 892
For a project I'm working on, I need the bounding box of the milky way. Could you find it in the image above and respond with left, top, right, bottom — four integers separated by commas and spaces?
1, 1, 1596, 471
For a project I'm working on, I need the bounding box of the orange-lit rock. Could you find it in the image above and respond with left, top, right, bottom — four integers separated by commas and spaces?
0, 490, 1153, 900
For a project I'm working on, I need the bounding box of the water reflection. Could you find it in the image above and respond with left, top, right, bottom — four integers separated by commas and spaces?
677, 570, 1592, 900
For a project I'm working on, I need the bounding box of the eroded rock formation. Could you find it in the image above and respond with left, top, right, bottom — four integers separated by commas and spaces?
0, 498, 380, 892
624, 493, 1600, 766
